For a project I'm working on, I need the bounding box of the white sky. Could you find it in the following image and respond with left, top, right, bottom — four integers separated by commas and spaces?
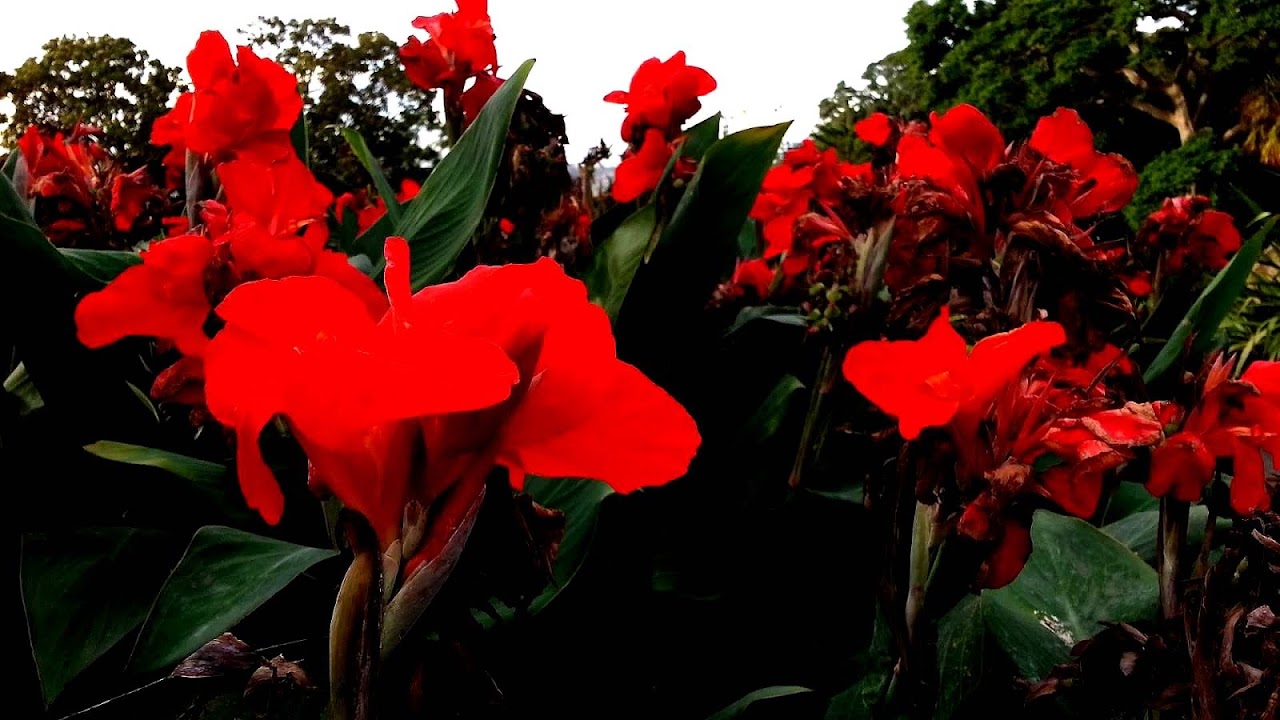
1, 0, 915, 160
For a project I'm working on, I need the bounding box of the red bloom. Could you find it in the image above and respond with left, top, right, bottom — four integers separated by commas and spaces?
750, 140, 871, 258
498, 217, 516, 235
109, 167, 163, 233
1148, 360, 1280, 514
895, 104, 1004, 228
605, 51, 716, 144
400, 0, 497, 91
842, 308, 1067, 439
461, 73, 504, 125
17, 124, 102, 209
151, 355, 207, 407
855, 113, 894, 147
613, 129, 673, 202
150, 93, 192, 190
976, 520, 1031, 589
730, 258, 775, 300
1137, 195, 1242, 272
1028, 108, 1138, 221
336, 179, 422, 236
151, 31, 302, 165
75, 233, 215, 357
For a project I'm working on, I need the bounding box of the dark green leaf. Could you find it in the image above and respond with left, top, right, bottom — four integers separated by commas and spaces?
1100, 482, 1159, 524
726, 305, 807, 337
583, 204, 659, 320
741, 374, 805, 445
936, 595, 985, 720
523, 477, 615, 593
4, 362, 44, 415
706, 686, 813, 720
341, 127, 401, 227
355, 59, 534, 289
650, 113, 722, 208
986, 511, 1157, 679
737, 219, 758, 258
825, 610, 894, 720
83, 441, 250, 522
290, 112, 309, 168
59, 248, 141, 288
22, 528, 173, 706
660, 123, 790, 253
1144, 217, 1277, 383
131, 526, 336, 673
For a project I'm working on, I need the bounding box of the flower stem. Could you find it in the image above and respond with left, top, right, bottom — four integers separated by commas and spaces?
1157, 497, 1189, 621
788, 346, 838, 488
330, 515, 383, 720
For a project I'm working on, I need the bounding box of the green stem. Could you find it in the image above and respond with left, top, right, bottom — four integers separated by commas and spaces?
788, 346, 838, 488
329, 516, 383, 720
1157, 497, 1189, 621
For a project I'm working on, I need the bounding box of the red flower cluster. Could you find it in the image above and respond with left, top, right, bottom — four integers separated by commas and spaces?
17, 124, 169, 246
75, 35, 377, 409
400, 0, 497, 92
749, 141, 872, 260
843, 310, 1172, 587
336, 179, 423, 235
604, 52, 717, 202
1137, 195, 1243, 273
203, 238, 701, 551
151, 31, 303, 186
1148, 358, 1280, 515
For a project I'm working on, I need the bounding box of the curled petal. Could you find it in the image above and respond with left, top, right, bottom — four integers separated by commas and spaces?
1147, 432, 1215, 503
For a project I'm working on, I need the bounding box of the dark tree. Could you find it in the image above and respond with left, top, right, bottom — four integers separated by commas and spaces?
0, 35, 182, 168
246, 17, 444, 192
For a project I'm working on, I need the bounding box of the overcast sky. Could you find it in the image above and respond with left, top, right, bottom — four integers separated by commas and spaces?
1, 0, 915, 160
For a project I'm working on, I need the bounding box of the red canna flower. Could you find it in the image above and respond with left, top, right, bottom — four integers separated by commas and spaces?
605, 51, 716, 145
151, 355, 207, 407
855, 112, 894, 147
75, 233, 216, 357
400, 0, 497, 92
461, 73, 504, 125
1137, 195, 1242, 273
498, 217, 516, 235
1147, 359, 1280, 514
151, 31, 302, 166
613, 129, 673, 203
109, 167, 165, 233
17, 124, 103, 210
750, 140, 871, 258
842, 308, 1067, 440
1028, 108, 1138, 221
976, 520, 1031, 589
895, 104, 1004, 230
730, 258, 776, 300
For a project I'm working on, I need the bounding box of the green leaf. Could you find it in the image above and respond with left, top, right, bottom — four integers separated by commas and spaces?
582, 204, 659, 320
1144, 217, 1277, 383
988, 511, 1156, 679
4, 362, 44, 415
650, 113, 722, 210
83, 441, 250, 521
660, 123, 790, 254
706, 686, 813, 720
1100, 482, 1159, 524
131, 526, 336, 673
1102, 505, 1228, 565
523, 477, 615, 607
826, 610, 894, 720
935, 594, 985, 720
340, 127, 401, 227
726, 305, 807, 337
59, 248, 141, 288
291, 111, 309, 168
22, 528, 173, 706
355, 59, 535, 289
741, 374, 805, 445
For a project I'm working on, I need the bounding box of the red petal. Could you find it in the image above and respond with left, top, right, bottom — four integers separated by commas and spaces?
978, 521, 1032, 589
929, 104, 1005, 174
1079, 404, 1165, 447
1029, 108, 1096, 169
955, 321, 1067, 411
1041, 466, 1104, 518
1147, 432, 1215, 503
186, 31, 235, 89
855, 113, 893, 147
1070, 154, 1138, 217
842, 308, 969, 439
612, 129, 671, 202
1229, 441, 1271, 515
1241, 361, 1280, 398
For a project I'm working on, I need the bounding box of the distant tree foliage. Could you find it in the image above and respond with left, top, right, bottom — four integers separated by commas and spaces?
245, 17, 445, 192
0, 35, 182, 168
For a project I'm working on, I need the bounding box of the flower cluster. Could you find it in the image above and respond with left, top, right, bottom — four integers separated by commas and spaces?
400, 0, 504, 134
16, 124, 173, 247
1137, 194, 1243, 274
604, 52, 716, 202
336, 179, 423, 235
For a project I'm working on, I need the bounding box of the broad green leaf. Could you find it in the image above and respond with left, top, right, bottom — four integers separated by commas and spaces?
131, 526, 336, 673
1102, 505, 1228, 565
825, 610, 894, 720
340, 127, 401, 227
354, 59, 534, 289
1144, 217, 1277, 383
660, 122, 790, 254
1099, 482, 1159, 523
706, 686, 813, 720
22, 528, 173, 706
583, 204, 659, 319
935, 595, 985, 720
83, 441, 250, 522
741, 374, 805, 445
1, 159, 35, 224
650, 113, 722, 208
523, 477, 615, 609
59, 248, 141, 288
989, 511, 1156, 679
